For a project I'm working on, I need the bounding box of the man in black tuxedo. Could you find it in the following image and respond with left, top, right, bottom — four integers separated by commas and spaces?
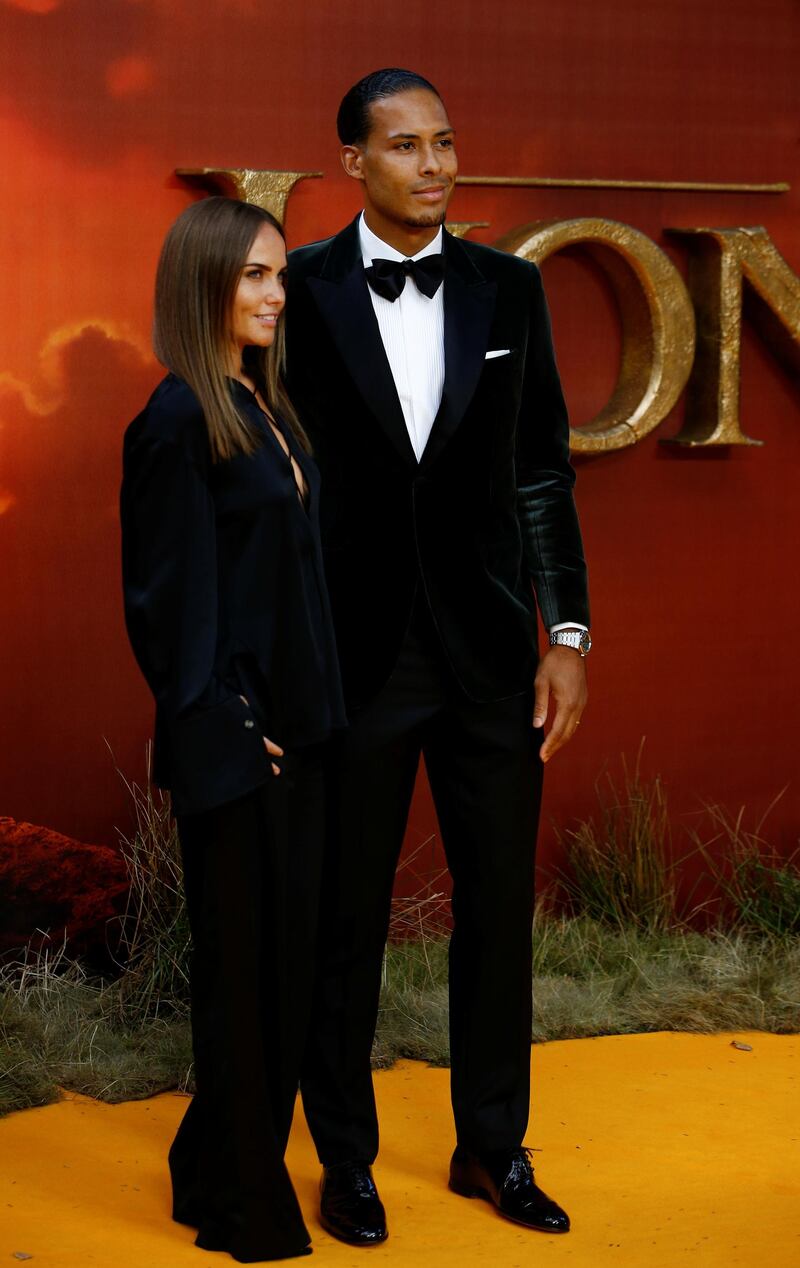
285, 68, 590, 1246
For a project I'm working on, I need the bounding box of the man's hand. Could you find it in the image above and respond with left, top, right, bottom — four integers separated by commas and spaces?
533, 646, 588, 763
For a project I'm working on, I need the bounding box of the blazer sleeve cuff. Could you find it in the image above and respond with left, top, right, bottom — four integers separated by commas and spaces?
165, 694, 272, 816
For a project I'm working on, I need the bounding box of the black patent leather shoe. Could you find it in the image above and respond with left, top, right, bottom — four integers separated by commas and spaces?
320, 1160, 388, 1246
449, 1145, 570, 1233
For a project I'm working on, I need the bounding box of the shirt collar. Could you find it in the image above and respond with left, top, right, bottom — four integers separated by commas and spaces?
359, 211, 444, 266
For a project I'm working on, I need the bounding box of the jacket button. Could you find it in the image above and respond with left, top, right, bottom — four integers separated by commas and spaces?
244, 719, 255, 729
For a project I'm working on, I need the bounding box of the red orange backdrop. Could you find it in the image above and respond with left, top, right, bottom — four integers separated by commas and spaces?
1, 0, 798, 886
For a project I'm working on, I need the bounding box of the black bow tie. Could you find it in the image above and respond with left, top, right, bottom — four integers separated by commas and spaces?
365, 254, 445, 302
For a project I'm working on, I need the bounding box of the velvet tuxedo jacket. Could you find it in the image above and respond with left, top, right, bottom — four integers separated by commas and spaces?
285, 217, 589, 709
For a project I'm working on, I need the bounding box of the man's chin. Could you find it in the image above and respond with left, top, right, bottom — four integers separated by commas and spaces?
402, 210, 447, 230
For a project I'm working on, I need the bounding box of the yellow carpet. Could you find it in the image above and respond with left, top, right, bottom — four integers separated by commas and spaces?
2, 1032, 799, 1267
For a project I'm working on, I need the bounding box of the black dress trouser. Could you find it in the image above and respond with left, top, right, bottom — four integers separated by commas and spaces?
170, 745, 326, 1263
301, 597, 543, 1165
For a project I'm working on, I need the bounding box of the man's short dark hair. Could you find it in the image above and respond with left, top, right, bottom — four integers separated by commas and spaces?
337, 68, 444, 146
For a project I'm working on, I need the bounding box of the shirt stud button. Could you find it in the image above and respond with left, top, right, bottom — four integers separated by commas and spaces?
244, 719, 255, 729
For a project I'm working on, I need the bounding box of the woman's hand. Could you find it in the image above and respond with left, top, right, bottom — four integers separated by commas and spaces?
264, 735, 284, 776
240, 695, 284, 775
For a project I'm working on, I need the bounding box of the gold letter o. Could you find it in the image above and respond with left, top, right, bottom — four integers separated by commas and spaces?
498, 218, 696, 452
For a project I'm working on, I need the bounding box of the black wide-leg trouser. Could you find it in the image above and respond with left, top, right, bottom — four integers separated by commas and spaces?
301, 598, 543, 1166
170, 745, 326, 1263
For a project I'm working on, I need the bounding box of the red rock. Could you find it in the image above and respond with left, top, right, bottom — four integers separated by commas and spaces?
0, 816, 129, 955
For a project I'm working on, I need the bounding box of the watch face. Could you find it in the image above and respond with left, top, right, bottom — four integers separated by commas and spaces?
579, 630, 592, 655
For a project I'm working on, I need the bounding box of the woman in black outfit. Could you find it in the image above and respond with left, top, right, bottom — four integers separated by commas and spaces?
121, 196, 345, 1262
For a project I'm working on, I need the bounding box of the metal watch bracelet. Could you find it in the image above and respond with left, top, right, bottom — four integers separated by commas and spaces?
549, 629, 592, 657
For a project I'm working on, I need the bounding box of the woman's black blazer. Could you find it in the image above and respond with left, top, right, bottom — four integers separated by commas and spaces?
120, 374, 345, 816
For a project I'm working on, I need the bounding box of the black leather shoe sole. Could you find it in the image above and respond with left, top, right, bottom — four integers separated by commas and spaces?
448, 1177, 570, 1234
319, 1212, 388, 1247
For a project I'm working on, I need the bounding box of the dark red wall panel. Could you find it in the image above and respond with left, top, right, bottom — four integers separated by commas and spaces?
0, 1, 797, 884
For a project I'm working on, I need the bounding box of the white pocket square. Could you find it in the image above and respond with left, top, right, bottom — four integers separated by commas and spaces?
485, 348, 512, 359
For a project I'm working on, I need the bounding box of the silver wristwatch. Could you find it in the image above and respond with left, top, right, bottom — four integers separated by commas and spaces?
549, 629, 592, 657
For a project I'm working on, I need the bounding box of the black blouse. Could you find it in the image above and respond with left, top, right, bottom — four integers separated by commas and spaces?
121, 373, 346, 816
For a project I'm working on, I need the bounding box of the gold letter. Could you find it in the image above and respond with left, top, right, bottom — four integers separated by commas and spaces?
664, 226, 800, 446
445, 221, 490, 239
496, 218, 696, 453
175, 168, 322, 225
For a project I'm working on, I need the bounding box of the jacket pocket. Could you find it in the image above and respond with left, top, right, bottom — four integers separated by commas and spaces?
166, 694, 271, 816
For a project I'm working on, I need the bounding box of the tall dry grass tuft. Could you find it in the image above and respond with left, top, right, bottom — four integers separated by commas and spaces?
108, 755, 191, 1024
553, 745, 678, 930
686, 797, 800, 936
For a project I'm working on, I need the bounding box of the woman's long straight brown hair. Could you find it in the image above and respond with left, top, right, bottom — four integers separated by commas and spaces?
153, 196, 309, 462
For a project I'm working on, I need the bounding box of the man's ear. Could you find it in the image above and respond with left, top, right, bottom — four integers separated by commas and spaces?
340, 145, 366, 181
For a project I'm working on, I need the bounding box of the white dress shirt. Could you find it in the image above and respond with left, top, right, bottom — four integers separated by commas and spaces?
359, 214, 586, 638
359, 214, 445, 463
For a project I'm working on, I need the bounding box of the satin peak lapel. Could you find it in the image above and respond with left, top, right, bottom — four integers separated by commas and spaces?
307, 225, 417, 469
420, 236, 497, 469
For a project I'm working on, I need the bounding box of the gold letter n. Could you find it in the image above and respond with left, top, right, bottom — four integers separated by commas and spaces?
665, 226, 800, 446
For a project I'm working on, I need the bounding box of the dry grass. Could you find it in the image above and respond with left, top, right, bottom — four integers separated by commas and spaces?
1, 750, 798, 1117
686, 797, 800, 936
373, 910, 800, 1065
0, 941, 193, 1114
2, 914, 798, 1116
107, 757, 191, 1023
553, 744, 680, 930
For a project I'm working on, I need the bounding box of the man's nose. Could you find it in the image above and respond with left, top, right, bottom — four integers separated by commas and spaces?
419, 145, 442, 174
